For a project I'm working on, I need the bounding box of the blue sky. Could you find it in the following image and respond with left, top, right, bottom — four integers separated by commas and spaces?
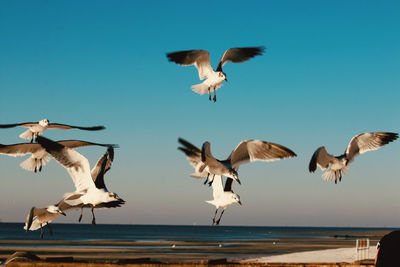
0, 0, 399, 226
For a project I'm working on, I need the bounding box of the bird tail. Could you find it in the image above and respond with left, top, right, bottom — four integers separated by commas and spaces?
20, 156, 50, 172
205, 200, 216, 206
191, 83, 209, 95
19, 130, 33, 141
322, 166, 349, 183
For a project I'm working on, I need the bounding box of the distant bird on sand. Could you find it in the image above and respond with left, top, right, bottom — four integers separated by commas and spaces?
206, 175, 241, 225
309, 132, 398, 183
0, 119, 105, 142
24, 146, 124, 239
167, 47, 265, 102
37, 136, 124, 225
0, 140, 118, 173
24, 205, 66, 239
201, 139, 297, 185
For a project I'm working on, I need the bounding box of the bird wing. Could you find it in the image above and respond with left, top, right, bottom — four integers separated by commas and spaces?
211, 175, 224, 199
90, 146, 114, 190
37, 136, 96, 193
0, 143, 41, 157
0, 122, 37, 128
308, 146, 335, 172
216, 47, 265, 71
59, 140, 118, 150
47, 123, 105, 131
57, 195, 84, 211
178, 138, 208, 178
345, 132, 398, 163
223, 178, 234, 192
229, 140, 297, 169
166, 50, 213, 80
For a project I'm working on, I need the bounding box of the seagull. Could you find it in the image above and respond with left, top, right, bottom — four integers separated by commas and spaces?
24, 205, 66, 239
0, 118, 105, 142
201, 139, 297, 185
37, 136, 124, 225
166, 47, 265, 102
0, 140, 118, 173
206, 175, 241, 225
309, 132, 398, 183
24, 147, 124, 239
177, 138, 208, 181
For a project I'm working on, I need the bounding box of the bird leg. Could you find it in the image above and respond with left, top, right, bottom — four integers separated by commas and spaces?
208, 174, 215, 187
208, 88, 211, 101
204, 173, 210, 185
40, 224, 44, 239
78, 207, 84, 222
216, 209, 225, 225
34, 159, 37, 173
39, 159, 43, 172
213, 88, 217, 102
91, 207, 96, 225
47, 223, 53, 236
212, 209, 219, 225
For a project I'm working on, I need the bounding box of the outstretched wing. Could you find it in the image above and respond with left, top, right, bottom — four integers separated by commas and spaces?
57, 195, 84, 211
216, 47, 265, 71
59, 140, 118, 150
47, 123, 105, 131
91, 147, 114, 190
345, 132, 398, 163
0, 122, 37, 128
178, 138, 208, 178
229, 140, 296, 169
309, 146, 335, 172
0, 143, 42, 157
167, 50, 213, 80
37, 136, 95, 193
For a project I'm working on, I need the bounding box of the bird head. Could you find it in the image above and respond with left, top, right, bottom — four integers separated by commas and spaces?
218, 71, 227, 82
232, 193, 242, 206
47, 205, 66, 216
229, 169, 241, 184
39, 119, 49, 127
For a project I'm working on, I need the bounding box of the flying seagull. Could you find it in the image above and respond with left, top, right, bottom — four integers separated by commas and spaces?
206, 175, 241, 225
166, 47, 265, 102
24, 147, 124, 239
0, 118, 105, 142
201, 139, 297, 185
0, 140, 118, 173
309, 132, 398, 183
37, 136, 124, 225
24, 205, 66, 239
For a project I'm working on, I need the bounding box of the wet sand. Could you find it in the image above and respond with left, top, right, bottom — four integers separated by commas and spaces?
0, 229, 388, 266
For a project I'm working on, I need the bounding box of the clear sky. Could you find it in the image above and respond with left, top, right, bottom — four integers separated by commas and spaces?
0, 0, 399, 227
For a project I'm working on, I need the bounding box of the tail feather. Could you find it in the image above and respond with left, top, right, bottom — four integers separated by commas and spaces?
191, 83, 209, 95
322, 166, 350, 183
20, 156, 50, 172
19, 130, 34, 141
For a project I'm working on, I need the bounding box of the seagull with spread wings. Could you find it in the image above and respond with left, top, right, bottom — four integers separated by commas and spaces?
0, 140, 117, 172
201, 139, 297, 185
0, 118, 105, 142
24, 146, 124, 238
167, 47, 265, 102
36, 136, 124, 225
206, 175, 241, 226
309, 132, 398, 183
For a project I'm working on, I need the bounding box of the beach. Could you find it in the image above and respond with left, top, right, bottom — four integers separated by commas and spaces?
0, 225, 389, 266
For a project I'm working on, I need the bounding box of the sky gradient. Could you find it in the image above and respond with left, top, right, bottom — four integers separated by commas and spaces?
0, 0, 399, 227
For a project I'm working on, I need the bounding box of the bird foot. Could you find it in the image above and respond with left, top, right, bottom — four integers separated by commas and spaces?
40, 232, 44, 239
78, 214, 82, 222
92, 218, 96, 225
216, 219, 221, 225
213, 95, 216, 102
208, 95, 211, 101
208, 180, 213, 187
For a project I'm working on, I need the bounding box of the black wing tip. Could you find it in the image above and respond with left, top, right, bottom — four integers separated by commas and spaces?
37, 136, 65, 151
85, 126, 105, 131
308, 149, 319, 173
379, 132, 399, 145
166, 50, 188, 63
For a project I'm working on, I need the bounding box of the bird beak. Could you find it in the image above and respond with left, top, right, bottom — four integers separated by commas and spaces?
238, 200, 242, 206
61, 211, 66, 216
225, 78, 228, 82
234, 177, 241, 185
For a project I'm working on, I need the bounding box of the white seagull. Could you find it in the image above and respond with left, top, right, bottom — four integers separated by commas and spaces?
24, 146, 124, 239
0, 118, 105, 142
0, 140, 118, 172
37, 136, 124, 224
167, 47, 265, 102
206, 175, 241, 225
24, 205, 66, 239
201, 139, 297, 185
309, 132, 398, 183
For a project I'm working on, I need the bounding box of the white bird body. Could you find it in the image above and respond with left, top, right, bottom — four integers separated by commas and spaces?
24, 205, 65, 232
191, 73, 224, 95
